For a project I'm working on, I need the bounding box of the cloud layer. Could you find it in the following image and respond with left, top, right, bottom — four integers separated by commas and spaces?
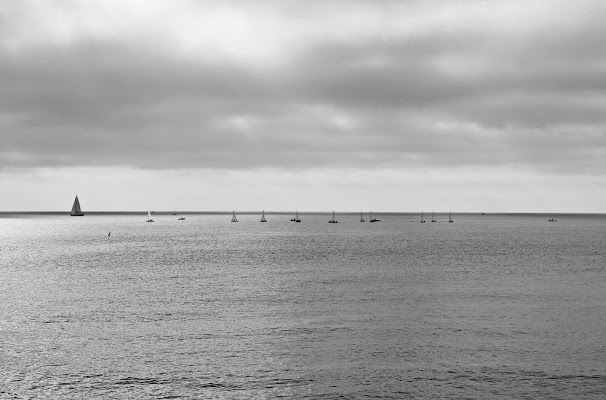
2, 0, 606, 175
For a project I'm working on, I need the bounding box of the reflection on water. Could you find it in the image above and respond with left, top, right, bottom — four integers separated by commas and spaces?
1, 213, 605, 398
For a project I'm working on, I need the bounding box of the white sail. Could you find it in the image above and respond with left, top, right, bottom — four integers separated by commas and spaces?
260, 210, 267, 222
70, 195, 84, 216
147, 210, 154, 222
231, 210, 238, 222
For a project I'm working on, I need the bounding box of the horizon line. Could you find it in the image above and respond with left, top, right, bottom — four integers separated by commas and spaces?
1, 211, 603, 215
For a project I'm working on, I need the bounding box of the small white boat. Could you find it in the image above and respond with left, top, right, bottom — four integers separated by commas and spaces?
431, 211, 436, 222
146, 210, 154, 222
260, 210, 267, 222
360, 211, 366, 222
421, 210, 425, 223
291, 210, 301, 222
328, 210, 338, 223
231, 210, 238, 222
369, 210, 380, 222
449, 210, 453, 223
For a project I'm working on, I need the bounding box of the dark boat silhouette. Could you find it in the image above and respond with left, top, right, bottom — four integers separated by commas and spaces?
70, 195, 84, 216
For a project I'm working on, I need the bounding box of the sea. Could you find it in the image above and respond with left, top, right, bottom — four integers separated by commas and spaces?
1, 212, 605, 399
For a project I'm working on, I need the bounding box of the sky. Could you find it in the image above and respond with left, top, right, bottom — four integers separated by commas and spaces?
1, 0, 606, 212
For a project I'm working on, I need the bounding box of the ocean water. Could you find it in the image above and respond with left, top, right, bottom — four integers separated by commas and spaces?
1, 212, 605, 399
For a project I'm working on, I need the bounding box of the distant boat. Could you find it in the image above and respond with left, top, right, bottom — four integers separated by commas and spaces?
431, 211, 436, 223
369, 210, 380, 222
172, 211, 177, 216
178, 217, 186, 220
328, 210, 338, 223
260, 210, 267, 222
231, 210, 238, 222
291, 210, 301, 222
420, 210, 425, 223
360, 211, 366, 222
548, 216, 557, 222
449, 210, 453, 223
146, 210, 154, 222
70, 195, 84, 216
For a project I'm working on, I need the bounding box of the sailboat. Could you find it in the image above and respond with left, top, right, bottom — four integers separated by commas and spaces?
369, 210, 380, 222
293, 210, 301, 222
449, 210, 453, 223
70, 195, 84, 216
328, 210, 338, 223
260, 210, 267, 222
360, 211, 366, 222
431, 211, 436, 223
548, 216, 557, 222
421, 210, 425, 223
146, 210, 154, 222
231, 210, 238, 222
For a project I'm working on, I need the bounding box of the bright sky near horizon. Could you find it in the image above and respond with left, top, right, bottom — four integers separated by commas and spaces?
1, 0, 606, 212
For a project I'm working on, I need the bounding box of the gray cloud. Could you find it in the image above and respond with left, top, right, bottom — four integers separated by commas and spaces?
2, 1, 606, 174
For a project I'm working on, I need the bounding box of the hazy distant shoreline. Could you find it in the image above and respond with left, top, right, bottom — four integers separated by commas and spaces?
1, 211, 604, 216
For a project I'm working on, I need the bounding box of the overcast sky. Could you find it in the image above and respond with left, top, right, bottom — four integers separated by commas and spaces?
2, 0, 606, 212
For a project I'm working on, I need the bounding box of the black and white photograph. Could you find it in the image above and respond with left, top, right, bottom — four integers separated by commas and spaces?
1, 0, 605, 398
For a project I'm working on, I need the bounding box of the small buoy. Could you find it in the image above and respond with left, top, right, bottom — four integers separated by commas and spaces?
108, 232, 111, 236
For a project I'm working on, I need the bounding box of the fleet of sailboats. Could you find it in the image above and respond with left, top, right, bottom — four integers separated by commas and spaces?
68, 197, 465, 225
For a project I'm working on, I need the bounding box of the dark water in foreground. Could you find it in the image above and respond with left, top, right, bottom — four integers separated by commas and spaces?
1, 213, 605, 399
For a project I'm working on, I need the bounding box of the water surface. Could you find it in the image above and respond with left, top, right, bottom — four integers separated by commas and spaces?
1, 213, 605, 398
